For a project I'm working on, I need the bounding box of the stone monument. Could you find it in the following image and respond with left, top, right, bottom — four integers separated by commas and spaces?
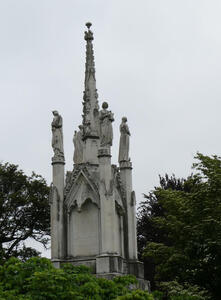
50, 22, 147, 288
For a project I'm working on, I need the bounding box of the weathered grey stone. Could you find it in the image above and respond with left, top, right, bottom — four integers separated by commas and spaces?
120, 163, 138, 260
83, 137, 99, 164
96, 254, 124, 274
51, 111, 64, 159
99, 102, 114, 147
73, 125, 84, 164
51, 157, 65, 260
49, 23, 148, 289
82, 22, 100, 138
118, 117, 130, 163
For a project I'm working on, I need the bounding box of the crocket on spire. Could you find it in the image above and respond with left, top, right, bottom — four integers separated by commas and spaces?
82, 22, 100, 138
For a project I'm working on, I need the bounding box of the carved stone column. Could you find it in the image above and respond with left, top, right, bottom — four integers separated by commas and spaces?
119, 160, 137, 260
96, 147, 123, 275
51, 156, 66, 265
97, 147, 116, 254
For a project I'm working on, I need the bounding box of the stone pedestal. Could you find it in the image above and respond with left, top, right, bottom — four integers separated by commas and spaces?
128, 260, 144, 279
51, 156, 66, 260
83, 136, 99, 164
96, 254, 124, 275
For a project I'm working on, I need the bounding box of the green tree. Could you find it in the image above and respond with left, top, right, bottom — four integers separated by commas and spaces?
138, 153, 221, 299
0, 163, 50, 262
0, 257, 153, 300
137, 173, 189, 288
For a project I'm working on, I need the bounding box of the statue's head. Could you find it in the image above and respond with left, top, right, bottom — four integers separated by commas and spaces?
122, 117, 127, 123
102, 102, 108, 109
52, 110, 59, 116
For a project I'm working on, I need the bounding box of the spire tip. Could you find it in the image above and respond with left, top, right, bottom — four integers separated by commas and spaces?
84, 22, 93, 41
86, 22, 92, 29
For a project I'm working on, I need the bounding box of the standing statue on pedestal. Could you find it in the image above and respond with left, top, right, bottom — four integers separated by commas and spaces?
118, 117, 130, 162
51, 110, 64, 158
99, 102, 114, 147
73, 125, 84, 164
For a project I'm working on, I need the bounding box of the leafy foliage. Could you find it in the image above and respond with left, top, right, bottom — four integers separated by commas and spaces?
116, 290, 154, 299
0, 257, 152, 300
159, 281, 209, 300
0, 163, 50, 262
137, 173, 189, 287
138, 153, 221, 299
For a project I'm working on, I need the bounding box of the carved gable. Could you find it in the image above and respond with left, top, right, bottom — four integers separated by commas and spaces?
65, 170, 100, 212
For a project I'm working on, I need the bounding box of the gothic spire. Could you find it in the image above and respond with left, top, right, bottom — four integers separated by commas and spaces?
84, 22, 95, 86
82, 22, 100, 138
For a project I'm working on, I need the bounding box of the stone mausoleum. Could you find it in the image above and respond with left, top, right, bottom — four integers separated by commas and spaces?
49, 23, 146, 286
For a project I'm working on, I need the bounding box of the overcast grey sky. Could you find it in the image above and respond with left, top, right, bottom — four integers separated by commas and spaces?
0, 0, 221, 255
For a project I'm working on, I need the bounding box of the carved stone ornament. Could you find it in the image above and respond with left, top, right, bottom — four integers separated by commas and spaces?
73, 125, 84, 164
84, 22, 93, 41
119, 160, 132, 169
81, 23, 101, 139
65, 171, 100, 212
64, 166, 100, 212
98, 147, 111, 157
51, 110, 64, 160
118, 117, 130, 163
99, 102, 114, 147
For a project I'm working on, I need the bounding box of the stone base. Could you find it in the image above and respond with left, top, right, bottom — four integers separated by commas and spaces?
128, 260, 144, 279
96, 254, 123, 274
53, 257, 97, 273
51, 259, 63, 269
51, 257, 150, 291
52, 257, 144, 277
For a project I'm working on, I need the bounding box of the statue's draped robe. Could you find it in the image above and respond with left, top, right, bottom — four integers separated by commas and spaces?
118, 122, 130, 162
52, 115, 64, 157
99, 109, 114, 147
73, 130, 84, 164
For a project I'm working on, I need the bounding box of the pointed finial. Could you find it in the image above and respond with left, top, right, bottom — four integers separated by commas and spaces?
86, 22, 92, 29
85, 22, 93, 41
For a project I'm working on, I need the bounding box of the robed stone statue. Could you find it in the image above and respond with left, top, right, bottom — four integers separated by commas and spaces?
118, 117, 130, 162
51, 110, 64, 158
73, 125, 84, 164
99, 102, 114, 147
